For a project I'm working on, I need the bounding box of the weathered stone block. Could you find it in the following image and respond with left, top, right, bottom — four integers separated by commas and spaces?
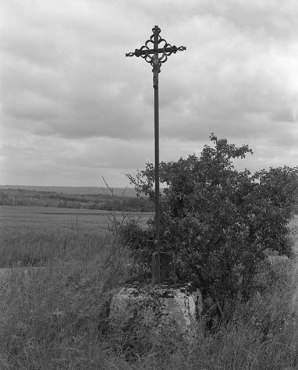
109, 283, 203, 345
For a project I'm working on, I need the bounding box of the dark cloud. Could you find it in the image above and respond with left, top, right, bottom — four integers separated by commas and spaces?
1, 0, 297, 186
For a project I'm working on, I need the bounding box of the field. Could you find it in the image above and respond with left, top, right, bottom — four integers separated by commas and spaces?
0, 206, 298, 369
0, 205, 152, 269
0, 205, 152, 235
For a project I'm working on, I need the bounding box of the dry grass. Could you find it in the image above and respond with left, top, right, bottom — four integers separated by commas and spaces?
2, 262, 298, 370
0, 209, 298, 369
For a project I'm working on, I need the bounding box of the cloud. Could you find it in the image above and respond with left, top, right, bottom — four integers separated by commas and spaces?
1, 0, 298, 186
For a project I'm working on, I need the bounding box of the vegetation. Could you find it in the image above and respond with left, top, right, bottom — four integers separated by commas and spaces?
0, 188, 154, 212
0, 206, 151, 267
123, 134, 298, 317
0, 213, 298, 368
1, 134, 298, 368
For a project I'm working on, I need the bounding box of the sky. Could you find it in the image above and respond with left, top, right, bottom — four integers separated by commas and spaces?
1, 0, 298, 187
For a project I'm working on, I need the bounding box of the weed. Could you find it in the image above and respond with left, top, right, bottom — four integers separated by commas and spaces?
0, 207, 298, 369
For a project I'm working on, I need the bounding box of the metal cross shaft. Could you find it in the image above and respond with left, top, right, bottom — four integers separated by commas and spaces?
126, 25, 186, 284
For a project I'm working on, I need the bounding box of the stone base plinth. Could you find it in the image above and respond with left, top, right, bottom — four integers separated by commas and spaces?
109, 283, 203, 344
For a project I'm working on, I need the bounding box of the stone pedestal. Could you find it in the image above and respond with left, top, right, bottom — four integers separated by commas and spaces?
109, 283, 203, 345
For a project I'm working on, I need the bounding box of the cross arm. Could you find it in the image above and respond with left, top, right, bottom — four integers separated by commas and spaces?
126, 45, 186, 58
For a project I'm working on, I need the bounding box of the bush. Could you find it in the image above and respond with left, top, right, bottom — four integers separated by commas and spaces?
123, 134, 298, 313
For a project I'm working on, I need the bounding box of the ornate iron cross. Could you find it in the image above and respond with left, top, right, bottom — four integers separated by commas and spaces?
126, 25, 186, 284
126, 25, 186, 88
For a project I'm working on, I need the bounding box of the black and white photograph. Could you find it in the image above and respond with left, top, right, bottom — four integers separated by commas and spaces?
1, 1, 298, 368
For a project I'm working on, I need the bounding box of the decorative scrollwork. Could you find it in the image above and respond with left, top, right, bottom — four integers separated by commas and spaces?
125, 25, 186, 73
125, 52, 135, 57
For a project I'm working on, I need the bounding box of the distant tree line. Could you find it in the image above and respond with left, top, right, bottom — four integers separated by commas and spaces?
0, 186, 296, 214
0, 188, 154, 212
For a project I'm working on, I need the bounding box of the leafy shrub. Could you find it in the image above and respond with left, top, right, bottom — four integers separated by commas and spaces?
123, 134, 298, 312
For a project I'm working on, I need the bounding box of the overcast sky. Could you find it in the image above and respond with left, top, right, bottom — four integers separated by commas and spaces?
1, 0, 297, 187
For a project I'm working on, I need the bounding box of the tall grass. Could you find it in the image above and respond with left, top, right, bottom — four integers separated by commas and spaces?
0, 229, 130, 369
0, 228, 117, 267
1, 226, 298, 368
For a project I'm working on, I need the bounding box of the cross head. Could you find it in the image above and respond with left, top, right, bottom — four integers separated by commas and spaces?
126, 25, 186, 87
